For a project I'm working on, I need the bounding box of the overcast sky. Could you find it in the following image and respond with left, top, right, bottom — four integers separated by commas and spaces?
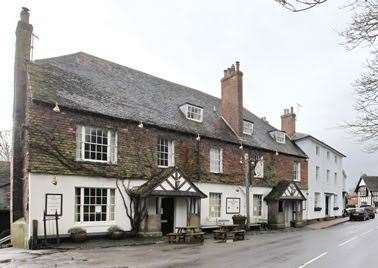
1, 0, 377, 189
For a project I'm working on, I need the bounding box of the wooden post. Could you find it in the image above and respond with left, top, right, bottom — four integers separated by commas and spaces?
43, 211, 47, 246
32, 220, 38, 249
55, 211, 60, 245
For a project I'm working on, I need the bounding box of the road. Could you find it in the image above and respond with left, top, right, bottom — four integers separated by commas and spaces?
1, 218, 377, 268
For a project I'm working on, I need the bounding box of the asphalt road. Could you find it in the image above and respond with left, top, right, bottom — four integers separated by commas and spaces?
1, 218, 377, 268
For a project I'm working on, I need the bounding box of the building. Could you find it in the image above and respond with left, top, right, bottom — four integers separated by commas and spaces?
355, 175, 378, 207
11, 8, 309, 248
0, 161, 10, 234
280, 107, 347, 220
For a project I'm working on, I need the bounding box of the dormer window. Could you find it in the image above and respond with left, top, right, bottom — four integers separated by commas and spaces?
243, 120, 254, 135
180, 104, 203, 122
270, 130, 286, 144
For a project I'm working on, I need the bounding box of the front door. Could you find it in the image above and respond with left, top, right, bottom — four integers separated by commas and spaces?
161, 198, 174, 235
284, 201, 293, 228
325, 196, 330, 216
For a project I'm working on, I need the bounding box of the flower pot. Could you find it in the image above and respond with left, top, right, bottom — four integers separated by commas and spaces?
70, 232, 88, 243
109, 230, 124, 240
232, 216, 247, 226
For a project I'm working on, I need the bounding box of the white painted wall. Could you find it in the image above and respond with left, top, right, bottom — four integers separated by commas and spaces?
195, 182, 271, 225
28, 173, 146, 238
28, 173, 272, 239
295, 138, 345, 220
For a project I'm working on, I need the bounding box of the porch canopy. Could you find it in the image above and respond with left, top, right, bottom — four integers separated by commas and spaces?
264, 180, 306, 201
133, 167, 207, 199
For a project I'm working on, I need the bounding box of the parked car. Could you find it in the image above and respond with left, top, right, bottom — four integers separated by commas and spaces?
344, 205, 356, 217
350, 205, 375, 221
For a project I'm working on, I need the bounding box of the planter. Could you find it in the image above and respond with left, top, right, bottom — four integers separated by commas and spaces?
70, 232, 88, 243
109, 230, 124, 240
314, 207, 322, 212
333, 207, 339, 211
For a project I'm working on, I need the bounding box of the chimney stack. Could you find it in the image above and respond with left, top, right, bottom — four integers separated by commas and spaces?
221, 61, 243, 136
281, 106, 296, 138
11, 7, 33, 222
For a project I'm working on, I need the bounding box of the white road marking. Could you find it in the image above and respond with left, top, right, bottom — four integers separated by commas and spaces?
338, 236, 358, 247
298, 252, 328, 268
360, 229, 374, 236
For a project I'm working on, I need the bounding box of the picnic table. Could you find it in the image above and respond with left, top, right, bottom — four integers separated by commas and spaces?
167, 226, 204, 244
213, 224, 245, 241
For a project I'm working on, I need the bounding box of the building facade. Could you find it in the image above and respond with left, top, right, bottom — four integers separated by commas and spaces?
11, 9, 309, 248
281, 108, 347, 220
355, 175, 378, 207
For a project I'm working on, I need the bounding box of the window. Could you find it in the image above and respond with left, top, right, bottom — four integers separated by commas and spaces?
210, 148, 223, 173
315, 146, 320, 156
180, 104, 203, 122
326, 169, 330, 182
157, 138, 175, 167
253, 194, 263, 216
315, 192, 321, 208
327, 151, 330, 160
243, 120, 254, 135
275, 131, 286, 144
293, 161, 301, 181
316, 166, 320, 181
254, 158, 264, 178
334, 172, 337, 185
76, 126, 117, 163
278, 200, 283, 212
334, 195, 338, 208
209, 193, 221, 218
334, 155, 338, 164
75, 187, 115, 222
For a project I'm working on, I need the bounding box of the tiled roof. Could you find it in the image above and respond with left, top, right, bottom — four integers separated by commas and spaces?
29, 52, 306, 158
361, 176, 378, 192
292, 132, 346, 157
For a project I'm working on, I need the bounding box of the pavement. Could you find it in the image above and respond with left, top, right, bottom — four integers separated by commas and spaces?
306, 217, 350, 230
0, 217, 377, 268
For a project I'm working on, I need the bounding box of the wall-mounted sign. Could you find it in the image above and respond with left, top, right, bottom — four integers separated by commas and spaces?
45, 194, 63, 216
226, 197, 240, 214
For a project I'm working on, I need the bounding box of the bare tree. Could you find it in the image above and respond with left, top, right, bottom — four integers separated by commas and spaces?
274, 0, 327, 12
0, 130, 11, 162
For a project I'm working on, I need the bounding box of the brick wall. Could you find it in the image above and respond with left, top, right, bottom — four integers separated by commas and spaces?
27, 101, 308, 189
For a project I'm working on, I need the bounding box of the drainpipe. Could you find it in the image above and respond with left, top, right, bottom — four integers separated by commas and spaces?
245, 153, 251, 228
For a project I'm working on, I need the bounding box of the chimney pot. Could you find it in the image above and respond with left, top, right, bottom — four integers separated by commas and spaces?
236, 61, 240, 72
290, 106, 294, 114
20, 7, 30, 23
281, 106, 296, 137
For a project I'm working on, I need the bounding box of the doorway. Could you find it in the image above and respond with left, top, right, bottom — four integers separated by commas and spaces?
161, 198, 174, 235
325, 195, 330, 216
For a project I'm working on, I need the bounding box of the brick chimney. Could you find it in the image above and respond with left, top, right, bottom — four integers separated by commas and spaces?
11, 7, 33, 222
281, 107, 296, 138
221, 62, 243, 136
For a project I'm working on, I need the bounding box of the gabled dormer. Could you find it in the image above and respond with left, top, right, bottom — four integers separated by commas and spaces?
270, 130, 286, 144
179, 103, 203, 123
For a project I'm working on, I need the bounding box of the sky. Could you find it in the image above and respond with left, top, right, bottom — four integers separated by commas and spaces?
1, 0, 377, 190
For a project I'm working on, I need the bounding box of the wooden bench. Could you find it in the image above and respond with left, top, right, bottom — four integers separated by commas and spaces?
231, 229, 245, 241
184, 232, 205, 243
167, 233, 185, 244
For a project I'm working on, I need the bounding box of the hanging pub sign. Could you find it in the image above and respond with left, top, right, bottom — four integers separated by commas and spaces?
45, 193, 63, 216
226, 197, 240, 214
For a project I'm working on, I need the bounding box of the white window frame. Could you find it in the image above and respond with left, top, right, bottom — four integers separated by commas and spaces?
316, 166, 320, 181
275, 131, 286, 144
243, 120, 254, 135
210, 147, 223, 173
75, 187, 115, 223
315, 145, 320, 156
157, 138, 175, 168
327, 151, 330, 160
184, 104, 203, 122
334, 195, 338, 208
253, 194, 263, 217
334, 155, 338, 164
82, 126, 110, 163
293, 161, 301, 181
209, 192, 221, 218
254, 158, 264, 178
334, 172, 337, 185
326, 169, 330, 182
315, 192, 321, 208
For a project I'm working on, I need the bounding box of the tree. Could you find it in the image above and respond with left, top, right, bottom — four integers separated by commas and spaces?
342, 0, 378, 151
0, 130, 11, 162
275, 0, 327, 12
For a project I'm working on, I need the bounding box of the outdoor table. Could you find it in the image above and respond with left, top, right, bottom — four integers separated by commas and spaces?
213, 224, 244, 241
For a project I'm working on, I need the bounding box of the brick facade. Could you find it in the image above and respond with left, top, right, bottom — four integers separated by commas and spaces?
26, 101, 308, 189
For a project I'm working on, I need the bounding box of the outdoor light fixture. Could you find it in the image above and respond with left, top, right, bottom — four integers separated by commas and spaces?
196, 134, 201, 141
53, 102, 60, 113
239, 143, 243, 150
138, 121, 144, 128
52, 176, 58, 185
275, 150, 279, 156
